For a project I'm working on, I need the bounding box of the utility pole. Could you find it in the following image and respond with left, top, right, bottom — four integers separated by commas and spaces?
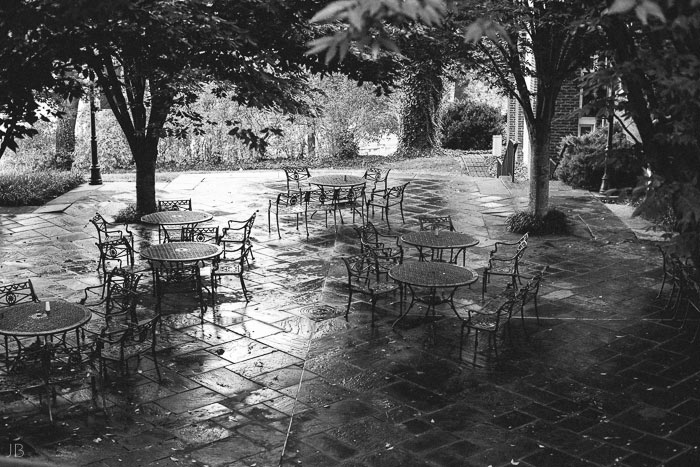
89, 82, 102, 185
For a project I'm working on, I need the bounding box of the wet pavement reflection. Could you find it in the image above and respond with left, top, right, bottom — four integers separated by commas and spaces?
0, 171, 695, 466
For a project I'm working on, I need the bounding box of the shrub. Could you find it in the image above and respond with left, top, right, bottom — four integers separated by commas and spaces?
555, 127, 644, 190
506, 208, 570, 235
440, 100, 504, 150
332, 130, 359, 159
0, 170, 84, 206
113, 204, 141, 223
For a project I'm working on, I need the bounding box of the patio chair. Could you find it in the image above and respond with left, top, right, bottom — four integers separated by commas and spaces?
211, 237, 249, 303
283, 166, 312, 194
454, 292, 518, 359
89, 213, 135, 276
220, 211, 256, 267
326, 185, 365, 232
269, 191, 309, 239
305, 188, 338, 234
151, 260, 208, 316
363, 168, 391, 191
341, 254, 399, 326
0, 279, 39, 307
417, 215, 463, 263
678, 268, 700, 343
482, 233, 529, 299
513, 268, 545, 325
418, 215, 455, 232
656, 245, 688, 315
366, 181, 410, 231
80, 268, 142, 324
92, 314, 161, 382
157, 199, 193, 242
182, 225, 221, 244
353, 221, 401, 255
157, 199, 192, 212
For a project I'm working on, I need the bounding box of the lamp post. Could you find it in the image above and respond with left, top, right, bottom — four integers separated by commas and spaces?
599, 97, 614, 193
88, 83, 102, 185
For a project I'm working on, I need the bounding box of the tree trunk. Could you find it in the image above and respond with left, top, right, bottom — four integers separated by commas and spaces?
54, 96, 79, 170
397, 60, 443, 157
528, 122, 551, 216
134, 143, 157, 215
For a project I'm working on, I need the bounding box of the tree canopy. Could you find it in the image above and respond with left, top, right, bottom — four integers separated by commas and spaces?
0, 0, 400, 213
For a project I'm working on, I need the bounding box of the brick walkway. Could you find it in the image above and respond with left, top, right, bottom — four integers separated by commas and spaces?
0, 170, 697, 467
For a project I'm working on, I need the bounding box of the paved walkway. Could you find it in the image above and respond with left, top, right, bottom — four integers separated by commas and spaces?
0, 170, 696, 467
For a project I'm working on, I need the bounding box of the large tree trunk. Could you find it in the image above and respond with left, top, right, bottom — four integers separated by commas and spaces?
54, 96, 79, 170
397, 60, 443, 157
528, 121, 552, 216
133, 141, 158, 215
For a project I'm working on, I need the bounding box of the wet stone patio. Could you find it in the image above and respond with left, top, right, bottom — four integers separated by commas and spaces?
1, 170, 699, 467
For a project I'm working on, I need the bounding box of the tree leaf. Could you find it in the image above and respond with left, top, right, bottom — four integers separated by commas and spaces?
604, 0, 638, 16
310, 0, 354, 24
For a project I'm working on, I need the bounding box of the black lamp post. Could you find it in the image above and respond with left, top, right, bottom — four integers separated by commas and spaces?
89, 83, 102, 185
599, 97, 614, 193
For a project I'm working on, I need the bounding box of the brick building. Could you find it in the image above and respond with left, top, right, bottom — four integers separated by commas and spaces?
505, 77, 600, 169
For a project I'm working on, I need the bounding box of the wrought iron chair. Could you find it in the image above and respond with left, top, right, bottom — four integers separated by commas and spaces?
182, 225, 221, 244
89, 213, 135, 275
269, 191, 309, 239
151, 261, 208, 316
353, 221, 401, 255
419, 215, 455, 232
80, 268, 142, 325
211, 237, 249, 303
454, 292, 518, 359
158, 199, 192, 212
283, 166, 311, 194
678, 268, 700, 342
156, 199, 193, 242
363, 168, 391, 191
326, 185, 365, 232
0, 279, 39, 307
341, 254, 400, 326
482, 233, 529, 299
366, 181, 410, 230
220, 211, 256, 267
92, 314, 161, 382
512, 269, 545, 325
305, 188, 337, 234
656, 245, 688, 315
417, 215, 466, 263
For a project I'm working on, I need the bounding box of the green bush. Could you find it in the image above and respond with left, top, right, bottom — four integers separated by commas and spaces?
506, 208, 570, 235
0, 170, 84, 206
440, 100, 504, 150
113, 203, 141, 223
555, 127, 644, 190
332, 130, 359, 159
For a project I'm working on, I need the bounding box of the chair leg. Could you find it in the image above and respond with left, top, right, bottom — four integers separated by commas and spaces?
345, 290, 353, 319
400, 201, 405, 224
240, 275, 249, 302
276, 212, 281, 239
385, 207, 391, 231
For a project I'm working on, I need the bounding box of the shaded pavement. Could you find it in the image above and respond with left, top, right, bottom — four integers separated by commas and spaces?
0, 169, 697, 467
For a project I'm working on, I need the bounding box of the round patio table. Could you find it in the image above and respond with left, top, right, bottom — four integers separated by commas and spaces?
141, 242, 223, 263
141, 211, 213, 243
0, 301, 92, 370
401, 231, 479, 266
389, 261, 478, 328
308, 174, 366, 188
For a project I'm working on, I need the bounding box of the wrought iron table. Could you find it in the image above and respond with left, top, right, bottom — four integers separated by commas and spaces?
0, 301, 92, 370
401, 231, 479, 265
389, 261, 478, 328
140, 242, 223, 263
307, 174, 366, 188
141, 210, 213, 243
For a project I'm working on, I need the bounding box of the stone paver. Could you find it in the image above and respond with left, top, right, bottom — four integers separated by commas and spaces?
0, 169, 696, 467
